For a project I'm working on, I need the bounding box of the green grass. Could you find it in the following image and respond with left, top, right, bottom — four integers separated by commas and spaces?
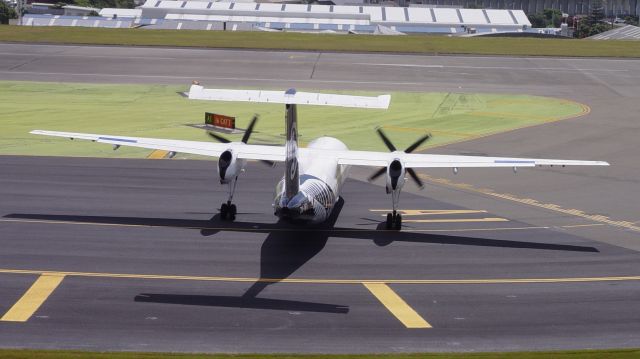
0, 81, 585, 159
0, 349, 639, 358
1, 26, 640, 57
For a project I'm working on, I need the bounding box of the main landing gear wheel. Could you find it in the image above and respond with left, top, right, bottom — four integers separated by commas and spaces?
220, 201, 237, 221
394, 213, 402, 230
385, 211, 402, 230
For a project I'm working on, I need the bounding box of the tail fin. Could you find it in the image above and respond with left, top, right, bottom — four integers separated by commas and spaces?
284, 103, 300, 199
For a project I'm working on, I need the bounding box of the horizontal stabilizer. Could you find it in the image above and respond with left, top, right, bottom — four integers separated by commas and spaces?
187, 85, 390, 109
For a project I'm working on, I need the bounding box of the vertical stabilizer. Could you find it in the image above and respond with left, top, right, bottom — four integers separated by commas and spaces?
284, 103, 300, 199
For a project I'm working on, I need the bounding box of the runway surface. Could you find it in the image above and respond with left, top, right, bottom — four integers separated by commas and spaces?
1, 43, 640, 353
1, 155, 640, 353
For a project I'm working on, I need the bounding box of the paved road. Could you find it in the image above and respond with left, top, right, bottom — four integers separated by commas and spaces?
1, 43, 640, 353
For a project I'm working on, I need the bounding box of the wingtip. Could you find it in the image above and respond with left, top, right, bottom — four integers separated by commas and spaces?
378, 94, 391, 109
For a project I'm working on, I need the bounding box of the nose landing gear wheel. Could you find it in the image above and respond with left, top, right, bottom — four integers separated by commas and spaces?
386, 213, 393, 229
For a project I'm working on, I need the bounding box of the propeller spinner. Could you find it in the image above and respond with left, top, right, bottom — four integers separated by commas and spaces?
368, 127, 431, 189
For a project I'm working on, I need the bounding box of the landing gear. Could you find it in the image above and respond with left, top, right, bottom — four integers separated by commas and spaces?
385, 211, 402, 230
220, 176, 238, 221
382, 188, 402, 230
220, 201, 237, 221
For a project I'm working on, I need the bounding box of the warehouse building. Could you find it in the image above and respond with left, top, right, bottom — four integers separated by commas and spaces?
22, 0, 534, 34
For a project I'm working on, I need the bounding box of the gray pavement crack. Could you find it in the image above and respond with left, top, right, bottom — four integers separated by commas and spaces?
310, 52, 322, 79
8, 57, 39, 71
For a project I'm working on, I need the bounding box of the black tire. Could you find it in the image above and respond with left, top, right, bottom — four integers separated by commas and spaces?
394, 213, 402, 230
229, 204, 237, 221
220, 203, 229, 220
386, 213, 393, 229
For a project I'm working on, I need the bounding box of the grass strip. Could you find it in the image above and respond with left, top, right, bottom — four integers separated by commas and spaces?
0, 81, 586, 159
1, 26, 640, 58
0, 349, 639, 358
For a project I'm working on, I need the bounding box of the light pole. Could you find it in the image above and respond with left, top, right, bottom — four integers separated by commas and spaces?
16, 0, 25, 25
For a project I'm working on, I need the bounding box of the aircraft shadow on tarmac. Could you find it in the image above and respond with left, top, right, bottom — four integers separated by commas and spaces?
133, 293, 349, 314
5, 202, 598, 314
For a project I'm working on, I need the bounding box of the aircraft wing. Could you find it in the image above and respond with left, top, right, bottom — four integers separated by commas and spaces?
30, 130, 286, 161
30, 130, 609, 168
326, 150, 609, 168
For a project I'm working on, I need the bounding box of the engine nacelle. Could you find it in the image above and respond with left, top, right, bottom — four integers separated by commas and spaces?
218, 149, 243, 184
385, 159, 405, 194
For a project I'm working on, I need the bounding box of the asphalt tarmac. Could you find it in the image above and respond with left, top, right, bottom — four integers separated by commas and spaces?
1, 43, 640, 353
1, 155, 639, 353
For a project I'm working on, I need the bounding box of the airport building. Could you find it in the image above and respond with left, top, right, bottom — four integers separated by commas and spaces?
406, 0, 639, 16
23, 0, 532, 35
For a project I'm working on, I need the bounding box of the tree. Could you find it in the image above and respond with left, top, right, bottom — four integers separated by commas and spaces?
115, 0, 134, 8
528, 9, 563, 28
573, 0, 608, 38
71, 0, 134, 9
624, 15, 639, 26
528, 13, 546, 27
586, 0, 605, 26
0, 1, 17, 24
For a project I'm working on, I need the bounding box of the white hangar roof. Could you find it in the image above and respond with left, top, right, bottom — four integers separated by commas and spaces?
137, 0, 531, 27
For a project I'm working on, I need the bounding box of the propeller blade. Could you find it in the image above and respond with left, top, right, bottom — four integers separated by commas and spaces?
404, 133, 431, 154
260, 160, 275, 167
368, 167, 386, 182
207, 131, 231, 143
241, 114, 259, 144
376, 127, 397, 152
407, 168, 424, 189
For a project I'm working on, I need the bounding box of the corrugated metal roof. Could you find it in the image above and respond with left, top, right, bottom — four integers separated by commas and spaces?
588, 25, 640, 40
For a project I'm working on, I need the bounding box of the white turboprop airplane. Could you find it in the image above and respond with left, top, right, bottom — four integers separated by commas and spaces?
31, 84, 609, 230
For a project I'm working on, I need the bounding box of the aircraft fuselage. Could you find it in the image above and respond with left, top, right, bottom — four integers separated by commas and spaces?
274, 136, 350, 223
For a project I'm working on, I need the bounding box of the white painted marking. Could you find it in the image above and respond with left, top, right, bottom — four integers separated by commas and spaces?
2, 44, 640, 63
1, 53, 184, 60
352, 63, 629, 72
0, 71, 424, 86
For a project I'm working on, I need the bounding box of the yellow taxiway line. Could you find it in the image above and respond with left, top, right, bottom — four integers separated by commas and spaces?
403, 218, 509, 223
1, 274, 65, 322
370, 209, 488, 216
363, 282, 431, 329
419, 174, 640, 233
146, 150, 168, 159
370, 209, 508, 223
1, 268, 639, 286
1, 268, 636, 326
